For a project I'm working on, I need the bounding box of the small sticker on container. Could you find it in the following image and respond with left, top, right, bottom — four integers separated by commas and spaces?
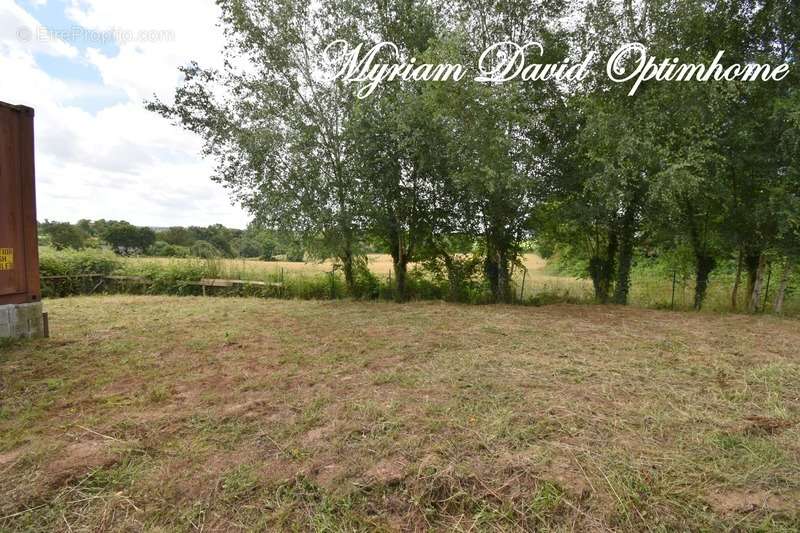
0, 248, 13, 271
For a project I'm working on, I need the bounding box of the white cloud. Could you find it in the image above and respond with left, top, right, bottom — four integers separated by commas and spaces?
67, 0, 226, 101
0, 0, 78, 57
0, 0, 249, 228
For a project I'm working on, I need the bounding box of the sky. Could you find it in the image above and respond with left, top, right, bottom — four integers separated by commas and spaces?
0, 0, 251, 229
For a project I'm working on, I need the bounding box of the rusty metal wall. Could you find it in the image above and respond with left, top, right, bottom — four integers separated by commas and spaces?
0, 102, 41, 305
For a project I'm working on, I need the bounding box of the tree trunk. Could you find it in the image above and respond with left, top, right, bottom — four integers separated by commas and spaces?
744, 251, 761, 310
443, 254, 465, 302
496, 249, 511, 303
393, 259, 407, 303
683, 200, 716, 311
390, 231, 409, 303
484, 254, 499, 301
731, 248, 743, 310
613, 205, 637, 305
773, 259, 793, 315
748, 255, 767, 313
590, 229, 618, 303
484, 229, 512, 304
693, 254, 716, 310
340, 248, 354, 294
589, 257, 607, 303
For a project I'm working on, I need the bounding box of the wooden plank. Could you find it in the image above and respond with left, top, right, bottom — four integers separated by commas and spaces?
200, 278, 234, 287
105, 275, 147, 282
41, 274, 105, 280
197, 278, 284, 288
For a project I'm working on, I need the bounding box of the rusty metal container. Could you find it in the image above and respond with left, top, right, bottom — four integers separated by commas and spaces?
0, 101, 42, 307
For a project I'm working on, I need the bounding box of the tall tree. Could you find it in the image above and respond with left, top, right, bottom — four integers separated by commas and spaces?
149, 0, 367, 291
436, 0, 570, 303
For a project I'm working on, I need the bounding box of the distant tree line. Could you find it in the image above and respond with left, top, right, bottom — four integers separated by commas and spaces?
39, 219, 312, 262
149, 0, 798, 310
40, 220, 157, 255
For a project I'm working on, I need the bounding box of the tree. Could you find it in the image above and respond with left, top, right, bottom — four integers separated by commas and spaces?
425, 0, 570, 303
44, 222, 87, 250
160, 227, 195, 247
239, 225, 278, 260
102, 222, 156, 255
190, 240, 221, 259
347, 1, 450, 302
149, 0, 367, 293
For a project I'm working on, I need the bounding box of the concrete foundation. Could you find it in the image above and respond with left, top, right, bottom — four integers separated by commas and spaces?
0, 302, 45, 339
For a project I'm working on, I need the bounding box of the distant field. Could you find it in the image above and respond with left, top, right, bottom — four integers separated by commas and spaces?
1, 296, 798, 530
120, 253, 797, 313
123, 252, 594, 299
123, 252, 555, 276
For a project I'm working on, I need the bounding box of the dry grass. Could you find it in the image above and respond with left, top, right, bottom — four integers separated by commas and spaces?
122, 253, 400, 276
124, 253, 593, 297
1, 296, 799, 531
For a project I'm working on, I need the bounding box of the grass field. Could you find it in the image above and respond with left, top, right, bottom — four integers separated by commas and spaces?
120, 253, 797, 313
1, 296, 799, 531
122, 252, 593, 299
123, 252, 559, 278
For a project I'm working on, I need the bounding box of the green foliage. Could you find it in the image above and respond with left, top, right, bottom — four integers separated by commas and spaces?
238, 227, 277, 260
159, 226, 195, 247
189, 240, 221, 259
40, 221, 87, 250
52, 0, 798, 313
39, 247, 121, 297
420, 253, 484, 303
102, 221, 156, 255
39, 247, 120, 277
147, 241, 190, 257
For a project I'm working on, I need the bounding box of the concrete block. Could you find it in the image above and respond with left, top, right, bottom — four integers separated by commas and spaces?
0, 302, 45, 339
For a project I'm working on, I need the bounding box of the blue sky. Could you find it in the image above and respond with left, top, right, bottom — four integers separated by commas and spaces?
0, 0, 250, 228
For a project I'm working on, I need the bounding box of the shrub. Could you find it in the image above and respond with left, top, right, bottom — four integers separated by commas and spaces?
148, 241, 190, 257
44, 222, 87, 250
39, 247, 121, 277
124, 258, 222, 295
39, 247, 122, 297
190, 240, 221, 259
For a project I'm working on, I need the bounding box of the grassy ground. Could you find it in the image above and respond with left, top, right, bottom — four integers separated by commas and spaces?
1, 296, 799, 531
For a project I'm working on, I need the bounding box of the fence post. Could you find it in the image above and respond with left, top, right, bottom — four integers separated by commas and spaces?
763, 263, 772, 311
520, 269, 527, 302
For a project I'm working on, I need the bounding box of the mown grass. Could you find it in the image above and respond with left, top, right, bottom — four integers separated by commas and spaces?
1, 296, 798, 531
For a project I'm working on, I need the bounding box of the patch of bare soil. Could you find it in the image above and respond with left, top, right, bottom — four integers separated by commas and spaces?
742, 415, 796, 435
364, 456, 409, 485
708, 489, 794, 515
0, 448, 24, 470
46, 439, 118, 487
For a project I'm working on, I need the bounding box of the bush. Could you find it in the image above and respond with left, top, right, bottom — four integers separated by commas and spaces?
284, 245, 306, 262
123, 258, 222, 295
148, 241, 190, 257
39, 247, 122, 297
44, 222, 87, 250
190, 240, 221, 259
39, 247, 121, 277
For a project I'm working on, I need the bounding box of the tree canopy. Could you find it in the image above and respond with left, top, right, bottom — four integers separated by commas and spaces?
149, 0, 799, 309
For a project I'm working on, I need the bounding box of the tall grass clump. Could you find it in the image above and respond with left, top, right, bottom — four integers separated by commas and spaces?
122, 258, 224, 295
